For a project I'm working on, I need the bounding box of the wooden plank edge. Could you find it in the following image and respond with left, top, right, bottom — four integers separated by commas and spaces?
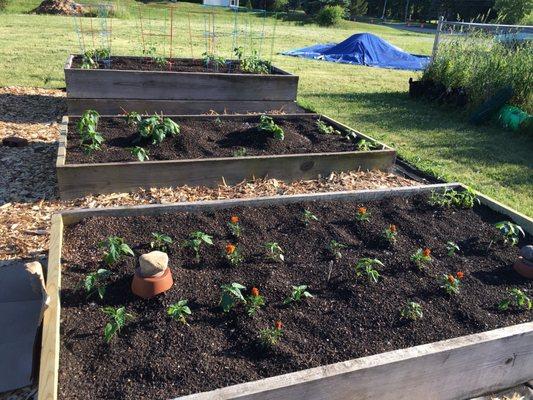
38, 214, 63, 400
175, 321, 533, 400
56, 117, 68, 168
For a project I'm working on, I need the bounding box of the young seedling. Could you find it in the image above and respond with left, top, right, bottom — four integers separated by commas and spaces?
227, 215, 242, 238
400, 301, 423, 321
498, 288, 532, 311
99, 236, 134, 265
232, 147, 247, 157
258, 115, 284, 140
328, 240, 347, 261
167, 300, 192, 324
150, 232, 173, 252
354, 258, 383, 284
225, 243, 244, 267
411, 248, 432, 270
202, 52, 226, 70
246, 287, 265, 316
84, 268, 111, 300
356, 139, 375, 151
220, 282, 246, 313
126, 111, 142, 126
446, 241, 460, 256
77, 109, 104, 153
316, 119, 340, 135
102, 306, 134, 343
235, 47, 271, 74
301, 209, 319, 226
355, 206, 371, 222
284, 285, 313, 305
259, 321, 283, 347
264, 242, 284, 262
138, 114, 180, 144
129, 146, 149, 162
429, 187, 479, 209
494, 221, 525, 246
439, 272, 463, 295
144, 46, 168, 69
81, 48, 110, 69
182, 231, 213, 263
383, 224, 398, 244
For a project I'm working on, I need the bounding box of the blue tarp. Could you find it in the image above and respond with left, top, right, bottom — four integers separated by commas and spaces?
282, 33, 430, 71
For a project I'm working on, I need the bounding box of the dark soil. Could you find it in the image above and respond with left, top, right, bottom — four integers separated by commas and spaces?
71, 56, 282, 74
66, 115, 370, 164
59, 195, 532, 399
409, 78, 468, 107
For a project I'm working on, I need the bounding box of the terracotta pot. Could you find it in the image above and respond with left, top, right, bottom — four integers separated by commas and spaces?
131, 268, 173, 299
513, 257, 533, 279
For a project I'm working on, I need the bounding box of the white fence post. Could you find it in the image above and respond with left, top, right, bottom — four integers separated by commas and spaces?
431, 16, 444, 62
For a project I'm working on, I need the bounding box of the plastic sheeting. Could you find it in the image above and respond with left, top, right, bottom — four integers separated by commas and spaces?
283, 32, 430, 71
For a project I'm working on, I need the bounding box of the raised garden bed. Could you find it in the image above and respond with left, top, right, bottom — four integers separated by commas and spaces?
56, 113, 396, 199
39, 184, 533, 400
64, 55, 300, 115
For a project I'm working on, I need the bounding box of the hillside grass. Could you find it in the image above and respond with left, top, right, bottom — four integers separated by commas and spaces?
0, 2, 531, 215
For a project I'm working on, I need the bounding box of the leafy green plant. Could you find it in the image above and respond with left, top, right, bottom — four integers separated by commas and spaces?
383, 224, 398, 243
84, 268, 111, 300
225, 243, 244, 267
354, 258, 382, 284
400, 301, 423, 321
494, 221, 525, 246
356, 139, 376, 151
265, 242, 284, 262
202, 52, 226, 70
446, 241, 460, 256
429, 187, 479, 209
129, 146, 149, 162
144, 46, 169, 69
167, 300, 192, 324
258, 115, 284, 140
284, 285, 313, 304
220, 282, 246, 313
439, 272, 463, 295
328, 240, 347, 261
301, 209, 319, 226
316, 5, 344, 26
233, 147, 247, 157
411, 248, 432, 270
227, 215, 242, 238
126, 111, 142, 126
234, 47, 271, 74
316, 119, 340, 135
99, 236, 134, 265
182, 231, 213, 263
102, 306, 134, 343
150, 232, 173, 252
81, 48, 110, 69
355, 206, 371, 222
137, 114, 180, 144
77, 109, 104, 153
246, 287, 265, 316
498, 288, 532, 311
259, 321, 283, 347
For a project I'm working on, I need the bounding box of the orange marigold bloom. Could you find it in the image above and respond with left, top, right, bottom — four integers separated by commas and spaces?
230, 216, 239, 224
423, 248, 431, 257
447, 274, 455, 284
225, 243, 236, 254
275, 321, 283, 330
389, 224, 397, 233
358, 207, 367, 214
251, 287, 260, 297
456, 271, 464, 279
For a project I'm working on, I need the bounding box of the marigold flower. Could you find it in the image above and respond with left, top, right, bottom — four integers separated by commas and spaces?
230, 216, 239, 224
456, 271, 464, 279
423, 248, 431, 257
275, 320, 283, 330
225, 243, 236, 254
447, 274, 455, 284
389, 224, 397, 233
251, 287, 260, 297
358, 207, 367, 214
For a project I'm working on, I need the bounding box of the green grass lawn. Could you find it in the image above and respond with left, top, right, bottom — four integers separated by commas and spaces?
0, 2, 531, 216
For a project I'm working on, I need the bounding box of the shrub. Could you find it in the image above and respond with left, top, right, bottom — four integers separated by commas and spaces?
0, 0, 8, 11
316, 5, 344, 26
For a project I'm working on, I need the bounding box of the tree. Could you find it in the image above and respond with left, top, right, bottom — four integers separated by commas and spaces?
495, 0, 532, 23
348, 0, 368, 18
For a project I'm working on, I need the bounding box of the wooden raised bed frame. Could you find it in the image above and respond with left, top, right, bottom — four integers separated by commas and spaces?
56, 114, 397, 199
64, 55, 300, 115
39, 183, 533, 400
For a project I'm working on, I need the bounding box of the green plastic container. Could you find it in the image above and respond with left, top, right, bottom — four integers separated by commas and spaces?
497, 105, 532, 133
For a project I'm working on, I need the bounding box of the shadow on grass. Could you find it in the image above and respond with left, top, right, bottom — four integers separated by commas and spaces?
308, 91, 533, 175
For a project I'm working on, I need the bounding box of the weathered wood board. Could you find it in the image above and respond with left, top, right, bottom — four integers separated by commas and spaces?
39, 183, 533, 400
56, 114, 396, 199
